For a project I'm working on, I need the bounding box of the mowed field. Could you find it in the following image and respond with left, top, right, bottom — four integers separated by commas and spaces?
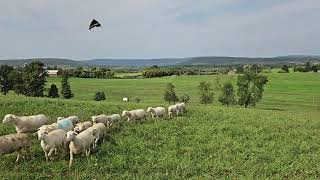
0, 72, 319, 179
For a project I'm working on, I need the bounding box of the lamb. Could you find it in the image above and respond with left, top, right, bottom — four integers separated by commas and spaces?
146, 107, 166, 120
38, 129, 67, 161
121, 109, 147, 122
37, 119, 74, 138
57, 116, 79, 125
176, 102, 186, 113
74, 121, 93, 133
66, 129, 96, 167
0, 133, 30, 162
87, 123, 106, 148
168, 105, 179, 118
3, 114, 49, 133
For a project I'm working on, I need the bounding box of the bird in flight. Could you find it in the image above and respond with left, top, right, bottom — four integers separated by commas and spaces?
89, 19, 101, 30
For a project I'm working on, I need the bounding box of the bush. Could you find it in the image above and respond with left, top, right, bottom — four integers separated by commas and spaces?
134, 97, 141, 103
163, 83, 179, 103
180, 94, 190, 104
47, 84, 59, 98
199, 81, 214, 104
94, 92, 106, 101
281, 65, 289, 73
61, 74, 73, 99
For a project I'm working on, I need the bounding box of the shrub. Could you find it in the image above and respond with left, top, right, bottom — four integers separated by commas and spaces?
61, 74, 73, 99
134, 97, 141, 103
199, 81, 214, 104
94, 92, 106, 101
47, 84, 59, 98
163, 83, 179, 103
180, 94, 190, 104
281, 65, 289, 73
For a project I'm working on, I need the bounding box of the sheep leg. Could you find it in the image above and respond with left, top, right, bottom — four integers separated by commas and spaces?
48, 148, 55, 160
69, 151, 74, 167
15, 150, 21, 163
44, 149, 49, 161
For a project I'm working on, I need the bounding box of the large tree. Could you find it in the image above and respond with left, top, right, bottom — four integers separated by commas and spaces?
22, 61, 47, 97
237, 72, 268, 108
0, 65, 14, 95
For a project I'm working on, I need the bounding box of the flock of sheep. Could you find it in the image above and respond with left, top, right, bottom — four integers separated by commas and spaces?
0, 102, 186, 167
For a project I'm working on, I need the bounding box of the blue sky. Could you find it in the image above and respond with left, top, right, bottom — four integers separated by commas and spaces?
0, 0, 319, 60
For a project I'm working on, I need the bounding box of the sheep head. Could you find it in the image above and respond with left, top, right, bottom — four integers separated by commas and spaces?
3, 114, 16, 124
66, 131, 78, 142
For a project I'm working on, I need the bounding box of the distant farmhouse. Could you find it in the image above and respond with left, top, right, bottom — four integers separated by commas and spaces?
47, 70, 59, 77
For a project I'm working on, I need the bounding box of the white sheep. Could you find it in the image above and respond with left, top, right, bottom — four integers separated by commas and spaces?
122, 109, 147, 122
66, 129, 96, 167
168, 105, 179, 118
3, 114, 49, 133
37, 119, 74, 138
38, 129, 67, 161
74, 121, 93, 133
57, 116, 79, 125
146, 107, 166, 120
92, 114, 121, 128
91, 114, 108, 125
176, 102, 186, 113
0, 133, 30, 162
87, 123, 106, 148
106, 114, 121, 127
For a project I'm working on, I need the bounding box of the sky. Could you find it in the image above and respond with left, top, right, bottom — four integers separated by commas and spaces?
0, 0, 319, 60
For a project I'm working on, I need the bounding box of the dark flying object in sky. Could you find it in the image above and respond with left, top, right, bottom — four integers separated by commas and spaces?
89, 19, 101, 30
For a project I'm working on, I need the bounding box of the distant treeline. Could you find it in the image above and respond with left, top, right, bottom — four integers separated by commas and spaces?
141, 66, 197, 78
58, 67, 115, 79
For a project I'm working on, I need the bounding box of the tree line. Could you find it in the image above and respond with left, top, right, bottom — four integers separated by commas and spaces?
0, 61, 73, 99
163, 71, 268, 108
58, 67, 115, 79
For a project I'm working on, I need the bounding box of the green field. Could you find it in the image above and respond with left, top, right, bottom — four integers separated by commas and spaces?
0, 72, 319, 179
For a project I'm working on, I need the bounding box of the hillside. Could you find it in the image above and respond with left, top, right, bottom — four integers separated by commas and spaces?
0, 58, 86, 67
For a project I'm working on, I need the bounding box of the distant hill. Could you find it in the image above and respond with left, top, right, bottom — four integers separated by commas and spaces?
178, 56, 320, 65
83, 58, 187, 67
0, 55, 319, 67
0, 58, 86, 67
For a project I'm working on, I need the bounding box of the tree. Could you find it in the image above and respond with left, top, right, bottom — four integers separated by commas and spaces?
199, 81, 214, 104
311, 65, 318, 72
9, 68, 24, 95
219, 82, 235, 106
281, 64, 289, 73
237, 72, 268, 108
180, 94, 190, 104
0, 65, 14, 95
163, 83, 179, 103
48, 84, 59, 98
61, 74, 73, 99
22, 61, 47, 97
305, 62, 311, 72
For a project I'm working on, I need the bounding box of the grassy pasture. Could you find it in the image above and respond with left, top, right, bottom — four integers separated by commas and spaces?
0, 72, 319, 179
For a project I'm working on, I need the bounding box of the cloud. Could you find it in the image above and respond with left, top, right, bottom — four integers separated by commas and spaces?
0, 0, 319, 59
